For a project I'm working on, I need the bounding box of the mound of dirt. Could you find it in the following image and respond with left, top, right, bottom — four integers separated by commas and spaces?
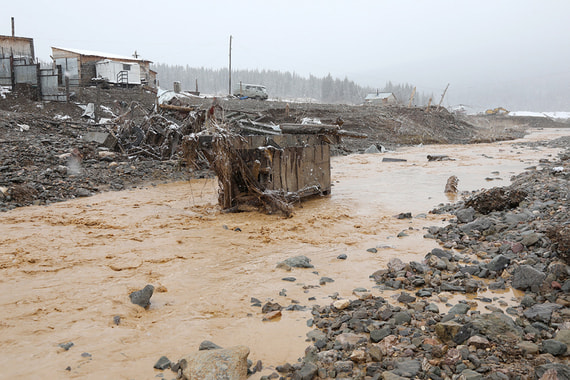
0, 86, 562, 211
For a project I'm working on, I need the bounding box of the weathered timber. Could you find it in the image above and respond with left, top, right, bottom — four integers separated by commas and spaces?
279, 123, 340, 135
158, 103, 195, 112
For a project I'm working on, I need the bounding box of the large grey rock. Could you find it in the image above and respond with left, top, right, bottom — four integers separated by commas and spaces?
177, 345, 250, 380
448, 303, 471, 316
129, 284, 154, 309
487, 255, 511, 272
517, 341, 539, 355
470, 312, 523, 343
153, 356, 171, 370
335, 333, 367, 347
307, 329, 327, 342
521, 232, 542, 247
295, 362, 318, 380
512, 265, 546, 290
523, 303, 562, 324
459, 218, 495, 234
428, 248, 453, 260
370, 326, 392, 343
536, 363, 570, 380
393, 359, 420, 377
393, 311, 412, 325
456, 207, 476, 223
541, 339, 568, 356
279, 255, 314, 268
435, 321, 463, 342
460, 369, 483, 380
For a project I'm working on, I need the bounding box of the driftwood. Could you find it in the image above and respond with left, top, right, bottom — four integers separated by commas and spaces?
158, 103, 195, 113
280, 123, 340, 135
279, 123, 367, 138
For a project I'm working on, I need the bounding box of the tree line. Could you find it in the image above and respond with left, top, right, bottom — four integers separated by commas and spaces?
152, 63, 433, 106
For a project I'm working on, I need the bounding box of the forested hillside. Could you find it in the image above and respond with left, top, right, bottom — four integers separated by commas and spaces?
152, 64, 432, 105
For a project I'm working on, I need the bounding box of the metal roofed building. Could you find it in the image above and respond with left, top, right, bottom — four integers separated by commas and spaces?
51, 47, 155, 87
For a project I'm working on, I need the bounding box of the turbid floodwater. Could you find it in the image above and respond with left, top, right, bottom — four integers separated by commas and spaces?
0, 128, 568, 379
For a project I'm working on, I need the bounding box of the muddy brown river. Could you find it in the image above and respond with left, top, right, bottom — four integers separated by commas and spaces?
0, 128, 568, 379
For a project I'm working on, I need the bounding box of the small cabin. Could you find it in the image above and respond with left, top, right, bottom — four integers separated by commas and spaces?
365, 92, 398, 105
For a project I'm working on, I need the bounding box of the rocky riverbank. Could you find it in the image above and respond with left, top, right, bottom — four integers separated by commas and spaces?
261, 138, 570, 379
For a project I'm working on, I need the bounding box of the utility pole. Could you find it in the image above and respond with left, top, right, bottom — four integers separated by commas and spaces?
228, 35, 232, 96
437, 83, 450, 111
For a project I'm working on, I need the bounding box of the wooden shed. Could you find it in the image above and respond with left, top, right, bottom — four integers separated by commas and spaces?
190, 131, 340, 215
0, 35, 35, 60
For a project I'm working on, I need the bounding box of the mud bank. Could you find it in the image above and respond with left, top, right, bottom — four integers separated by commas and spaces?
0, 129, 569, 379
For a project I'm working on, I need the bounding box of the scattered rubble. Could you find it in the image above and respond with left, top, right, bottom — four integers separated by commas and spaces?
268, 143, 569, 379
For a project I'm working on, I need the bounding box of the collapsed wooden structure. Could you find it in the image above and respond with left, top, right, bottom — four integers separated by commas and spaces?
181, 115, 362, 216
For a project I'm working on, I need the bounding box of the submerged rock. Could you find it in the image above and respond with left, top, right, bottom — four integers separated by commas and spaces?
129, 284, 154, 309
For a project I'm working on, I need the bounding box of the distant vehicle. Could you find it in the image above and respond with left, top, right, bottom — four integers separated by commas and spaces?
485, 107, 509, 115
233, 84, 268, 100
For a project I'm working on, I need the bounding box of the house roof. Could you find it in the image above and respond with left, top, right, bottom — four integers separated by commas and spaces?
365, 92, 394, 101
51, 47, 152, 63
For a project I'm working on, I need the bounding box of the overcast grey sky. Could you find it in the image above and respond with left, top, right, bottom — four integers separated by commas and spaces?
3, 0, 570, 109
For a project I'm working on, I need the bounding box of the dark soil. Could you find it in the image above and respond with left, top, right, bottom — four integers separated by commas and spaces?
0, 87, 568, 211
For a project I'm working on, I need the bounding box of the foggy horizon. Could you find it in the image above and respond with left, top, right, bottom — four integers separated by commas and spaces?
3, 0, 570, 111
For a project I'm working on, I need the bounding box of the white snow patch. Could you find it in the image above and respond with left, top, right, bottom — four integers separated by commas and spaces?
99, 105, 116, 117
301, 117, 322, 125
1, 86, 10, 99
54, 114, 71, 121
509, 111, 570, 119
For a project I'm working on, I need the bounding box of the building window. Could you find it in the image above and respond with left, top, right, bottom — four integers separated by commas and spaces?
123, 64, 131, 71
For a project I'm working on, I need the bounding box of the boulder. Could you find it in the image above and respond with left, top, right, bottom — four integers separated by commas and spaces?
456, 207, 476, 223
392, 359, 421, 378
523, 303, 562, 324
294, 362, 318, 380
129, 284, 154, 309
279, 255, 314, 268
370, 326, 392, 343
448, 303, 471, 316
517, 341, 539, 355
435, 321, 463, 342
470, 312, 523, 343
536, 364, 570, 380
177, 345, 250, 380
541, 339, 568, 356
512, 265, 546, 290
487, 255, 511, 273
